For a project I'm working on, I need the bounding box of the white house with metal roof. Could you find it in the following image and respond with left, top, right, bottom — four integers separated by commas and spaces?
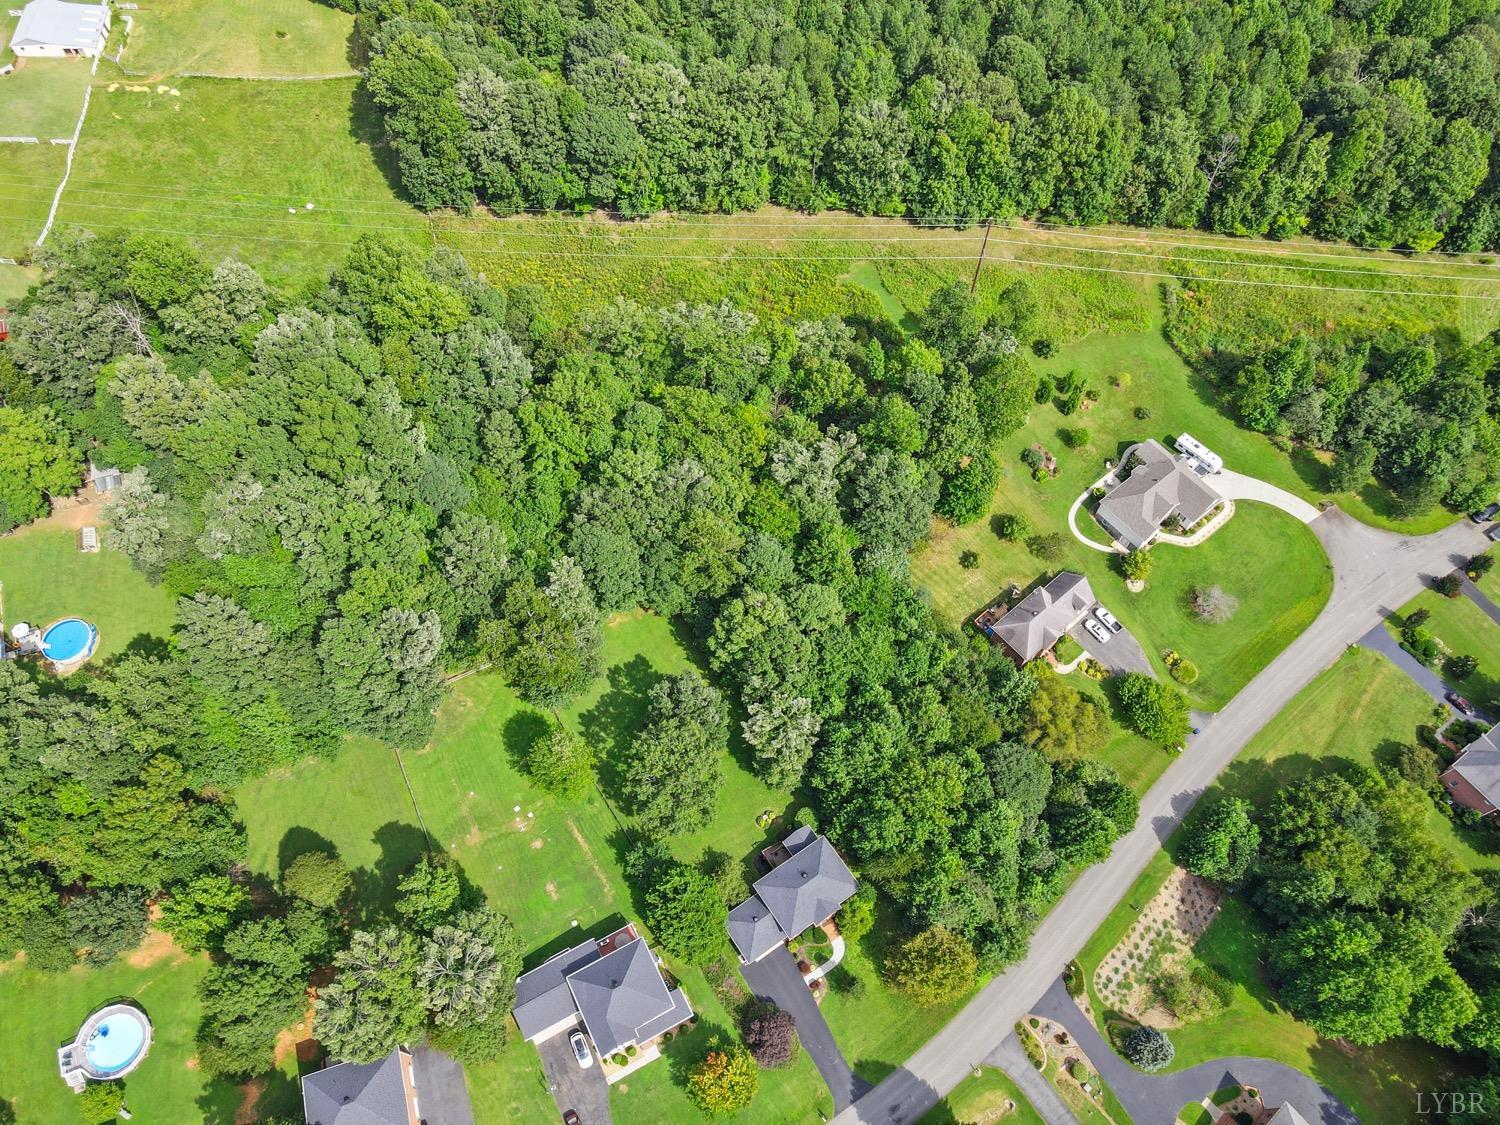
728, 827, 858, 963
9, 0, 110, 58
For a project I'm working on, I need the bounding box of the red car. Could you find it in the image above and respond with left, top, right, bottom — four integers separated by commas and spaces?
1447, 692, 1477, 717
563, 1112, 581, 1125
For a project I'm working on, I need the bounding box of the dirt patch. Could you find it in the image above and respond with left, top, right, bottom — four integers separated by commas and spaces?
11, 487, 108, 537
125, 920, 188, 969
530, 838, 544, 849
273, 1001, 315, 1066
546, 881, 558, 900
234, 1078, 264, 1124
512, 816, 529, 831
184, 1055, 199, 1070
1093, 867, 1223, 1026
566, 817, 615, 901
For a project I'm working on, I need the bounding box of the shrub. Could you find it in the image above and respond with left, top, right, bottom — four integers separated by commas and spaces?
1120, 549, 1153, 581
281, 851, 353, 909
1032, 338, 1056, 357
1027, 532, 1069, 561
741, 1001, 799, 1068
1059, 427, 1090, 449
1134, 405, 1152, 420
1170, 659, 1199, 685
1470, 554, 1495, 577
1035, 374, 1054, 402
1117, 673, 1191, 746
1396, 743, 1441, 790
1188, 585, 1239, 623
837, 885, 877, 944
959, 549, 979, 569
793, 805, 818, 830
1122, 1025, 1175, 1072
1448, 654, 1479, 681
688, 1037, 759, 1116
887, 926, 978, 1006
77, 1081, 126, 1125
1436, 573, 1464, 598
995, 513, 1032, 541
614, 1052, 628, 1066
526, 724, 597, 800
1113, 372, 1133, 388
1406, 607, 1431, 629
1402, 626, 1441, 666
1020, 447, 1044, 471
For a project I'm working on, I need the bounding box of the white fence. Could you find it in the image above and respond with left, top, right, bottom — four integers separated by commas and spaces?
0, 136, 39, 144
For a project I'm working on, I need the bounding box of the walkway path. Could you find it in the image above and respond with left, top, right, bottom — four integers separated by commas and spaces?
741, 947, 870, 1111
986, 1034, 1079, 1125
835, 510, 1486, 1125
1461, 575, 1500, 628
1067, 473, 1121, 554
1213, 469, 1322, 524
1031, 979, 1356, 1125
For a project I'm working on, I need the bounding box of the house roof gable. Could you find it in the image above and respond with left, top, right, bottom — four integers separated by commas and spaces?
991, 571, 1095, 662
751, 835, 858, 937
1096, 439, 1221, 546
565, 937, 675, 1056
301, 1049, 412, 1125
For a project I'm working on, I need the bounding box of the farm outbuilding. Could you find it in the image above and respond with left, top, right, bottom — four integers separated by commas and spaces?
9, 0, 110, 59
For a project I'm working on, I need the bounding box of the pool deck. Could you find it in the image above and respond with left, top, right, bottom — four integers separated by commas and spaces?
57, 1002, 152, 1090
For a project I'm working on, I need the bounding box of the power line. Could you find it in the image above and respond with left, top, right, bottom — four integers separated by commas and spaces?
1, 170, 1494, 262
36, 199, 1500, 285
44, 218, 1500, 301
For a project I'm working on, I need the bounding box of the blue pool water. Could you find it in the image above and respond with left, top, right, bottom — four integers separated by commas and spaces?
86, 1013, 146, 1073
41, 618, 94, 663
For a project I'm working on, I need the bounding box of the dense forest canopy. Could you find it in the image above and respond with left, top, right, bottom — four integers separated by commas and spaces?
0, 229, 1139, 1074
338, 0, 1500, 250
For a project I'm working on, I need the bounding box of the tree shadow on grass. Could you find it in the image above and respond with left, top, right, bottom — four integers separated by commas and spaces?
275, 827, 341, 879
349, 820, 430, 924
501, 709, 552, 774
579, 655, 664, 803
663, 1018, 731, 1091
348, 80, 406, 202
197, 1066, 303, 1125
853, 1057, 899, 1085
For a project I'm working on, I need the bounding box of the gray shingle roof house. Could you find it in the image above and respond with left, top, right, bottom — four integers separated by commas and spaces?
728, 828, 858, 963
511, 922, 692, 1058
1095, 438, 1224, 550
986, 571, 1095, 664
1441, 728, 1500, 816
1263, 1104, 1312, 1125
9, 0, 110, 58
301, 1045, 421, 1125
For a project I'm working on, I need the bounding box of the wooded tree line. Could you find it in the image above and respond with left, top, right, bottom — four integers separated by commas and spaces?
0, 229, 1136, 1071
334, 0, 1500, 250
1173, 314, 1500, 517
1182, 770, 1500, 1097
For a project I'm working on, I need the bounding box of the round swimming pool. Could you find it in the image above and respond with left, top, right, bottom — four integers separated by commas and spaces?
41, 618, 95, 664
85, 1010, 148, 1074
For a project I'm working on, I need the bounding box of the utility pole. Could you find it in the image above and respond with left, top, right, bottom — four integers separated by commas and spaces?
969, 217, 993, 294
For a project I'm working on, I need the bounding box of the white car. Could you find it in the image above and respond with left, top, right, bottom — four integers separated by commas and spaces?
1094, 606, 1123, 633
570, 1030, 594, 1069
1084, 618, 1111, 645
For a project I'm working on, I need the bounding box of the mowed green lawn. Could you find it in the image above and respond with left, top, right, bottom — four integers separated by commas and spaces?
58, 77, 425, 287
0, 526, 178, 661
921, 1065, 1045, 1125
1387, 587, 1500, 710
120, 0, 356, 79
0, 58, 91, 138
1077, 648, 1483, 1124
0, 141, 67, 257
0, 945, 305, 1124
239, 612, 832, 1125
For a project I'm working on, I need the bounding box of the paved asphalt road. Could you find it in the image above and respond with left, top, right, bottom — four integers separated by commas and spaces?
1462, 574, 1500, 627
987, 1034, 1079, 1125
742, 947, 870, 1111
834, 509, 1488, 1125
1032, 977, 1356, 1125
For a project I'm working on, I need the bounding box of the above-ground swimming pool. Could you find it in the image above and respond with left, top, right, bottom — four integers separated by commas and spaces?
85, 1011, 148, 1074
41, 618, 97, 665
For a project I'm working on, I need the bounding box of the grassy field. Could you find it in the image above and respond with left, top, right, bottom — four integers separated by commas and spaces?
1387, 587, 1500, 710
1075, 648, 1485, 1124
0, 58, 90, 138
922, 1065, 1046, 1125
0, 525, 178, 661
238, 612, 835, 1124
0, 942, 303, 1124
120, 0, 356, 79
55, 76, 425, 288
0, 141, 67, 259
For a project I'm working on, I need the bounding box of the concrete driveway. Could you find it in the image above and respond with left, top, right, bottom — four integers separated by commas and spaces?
1069, 612, 1153, 677
535, 1025, 609, 1125
1214, 469, 1322, 523
1031, 978, 1356, 1125
741, 947, 870, 1111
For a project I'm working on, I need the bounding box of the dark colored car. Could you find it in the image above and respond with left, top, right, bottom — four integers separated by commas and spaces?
1447, 692, 1477, 716
563, 1111, 581, 1125
1469, 502, 1500, 524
